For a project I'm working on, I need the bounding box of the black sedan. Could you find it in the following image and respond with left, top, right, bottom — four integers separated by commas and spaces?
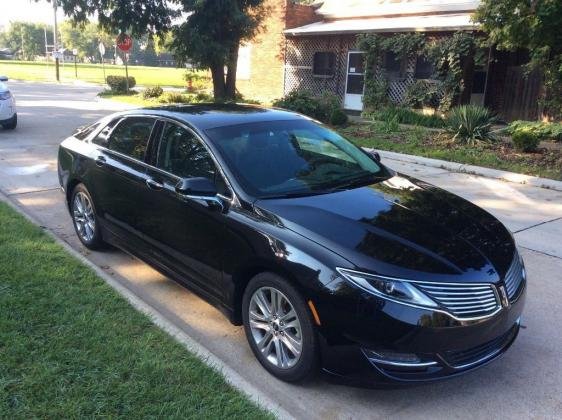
57, 104, 525, 386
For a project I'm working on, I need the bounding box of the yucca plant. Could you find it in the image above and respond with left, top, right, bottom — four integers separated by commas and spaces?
446, 105, 497, 145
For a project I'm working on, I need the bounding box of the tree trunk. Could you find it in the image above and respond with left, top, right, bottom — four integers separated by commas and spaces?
459, 53, 475, 105
225, 44, 239, 101
210, 64, 226, 101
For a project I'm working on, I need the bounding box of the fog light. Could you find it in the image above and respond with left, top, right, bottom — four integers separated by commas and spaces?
363, 348, 437, 367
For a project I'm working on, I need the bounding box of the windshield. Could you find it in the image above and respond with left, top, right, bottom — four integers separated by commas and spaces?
206, 119, 390, 198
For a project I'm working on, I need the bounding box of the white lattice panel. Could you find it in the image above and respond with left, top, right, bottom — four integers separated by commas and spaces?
284, 36, 356, 104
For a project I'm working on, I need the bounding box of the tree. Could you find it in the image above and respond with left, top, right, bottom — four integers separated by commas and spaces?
474, 0, 562, 118
60, 21, 114, 61
0, 22, 53, 60
171, 0, 267, 100
47, 0, 266, 101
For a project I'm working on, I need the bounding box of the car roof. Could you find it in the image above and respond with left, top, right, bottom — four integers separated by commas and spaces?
118, 104, 307, 130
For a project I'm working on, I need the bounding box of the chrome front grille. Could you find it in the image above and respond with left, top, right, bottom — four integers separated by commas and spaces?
415, 282, 500, 320
504, 254, 525, 301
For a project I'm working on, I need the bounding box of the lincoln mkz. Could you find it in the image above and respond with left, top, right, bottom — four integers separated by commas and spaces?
57, 105, 525, 386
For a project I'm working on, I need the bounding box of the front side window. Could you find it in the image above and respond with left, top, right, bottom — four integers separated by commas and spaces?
107, 117, 155, 160
206, 119, 391, 198
157, 123, 229, 195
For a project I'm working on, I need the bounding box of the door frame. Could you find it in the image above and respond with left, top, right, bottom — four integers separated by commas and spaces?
344, 50, 365, 111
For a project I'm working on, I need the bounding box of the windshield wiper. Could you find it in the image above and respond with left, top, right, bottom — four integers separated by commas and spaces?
325, 173, 385, 192
260, 190, 333, 199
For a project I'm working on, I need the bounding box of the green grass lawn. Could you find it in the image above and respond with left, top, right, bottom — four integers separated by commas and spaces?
0, 201, 272, 419
341, 122, 562, 181
0, 60, 189, 87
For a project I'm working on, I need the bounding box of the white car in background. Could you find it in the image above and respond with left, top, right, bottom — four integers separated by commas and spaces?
0, 75, 17, 130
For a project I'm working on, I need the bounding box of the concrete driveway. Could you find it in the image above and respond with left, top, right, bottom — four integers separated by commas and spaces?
1, 81, 561, 419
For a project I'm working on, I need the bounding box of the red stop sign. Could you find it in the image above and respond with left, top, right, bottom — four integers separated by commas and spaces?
116, 34, 133, 52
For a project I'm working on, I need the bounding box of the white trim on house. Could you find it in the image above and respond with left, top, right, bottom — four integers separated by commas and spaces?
284, 13, 478, 36
314, 0, 480, 20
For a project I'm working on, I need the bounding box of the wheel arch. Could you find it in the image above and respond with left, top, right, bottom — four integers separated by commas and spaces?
229, 259, 307, 326
65, 178, 83, 210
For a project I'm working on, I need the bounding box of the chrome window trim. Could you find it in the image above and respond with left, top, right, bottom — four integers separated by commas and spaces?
88, 114, 237, 205
337, 267, 502, 322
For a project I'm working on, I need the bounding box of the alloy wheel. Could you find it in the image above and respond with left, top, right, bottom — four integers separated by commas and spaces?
248, 286, 303, 369
72, 191, 96, 242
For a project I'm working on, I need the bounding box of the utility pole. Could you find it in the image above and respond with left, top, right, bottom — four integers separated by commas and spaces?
53, 0, 60, 81
44, 25, 48, 57
20, 26, 24, 60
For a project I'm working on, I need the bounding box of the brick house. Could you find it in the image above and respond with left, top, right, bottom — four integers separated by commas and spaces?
274, 0, 542, 121
235, 0, 321, 103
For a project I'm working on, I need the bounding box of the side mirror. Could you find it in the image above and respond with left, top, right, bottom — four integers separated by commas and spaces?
368, 150, 381, 162
175, 177, 223, 210
175, 177, 218, 196
0, 76, 8, 82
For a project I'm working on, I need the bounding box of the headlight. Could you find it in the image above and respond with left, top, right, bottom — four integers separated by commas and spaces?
336, 268, 438, 309
0, 91, 11, 100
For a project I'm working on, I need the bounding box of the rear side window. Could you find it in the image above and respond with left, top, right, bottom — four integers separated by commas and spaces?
107, 117, 155, 160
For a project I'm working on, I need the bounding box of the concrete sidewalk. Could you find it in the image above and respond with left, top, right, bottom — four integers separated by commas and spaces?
1, 81, 561, 419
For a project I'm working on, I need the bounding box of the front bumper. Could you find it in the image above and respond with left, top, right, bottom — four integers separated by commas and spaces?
315, 278, 526, 387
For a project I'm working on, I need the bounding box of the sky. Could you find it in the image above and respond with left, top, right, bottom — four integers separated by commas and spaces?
0, 0, 65, 27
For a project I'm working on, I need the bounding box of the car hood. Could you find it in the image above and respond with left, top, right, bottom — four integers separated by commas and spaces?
254, 174, 515, 283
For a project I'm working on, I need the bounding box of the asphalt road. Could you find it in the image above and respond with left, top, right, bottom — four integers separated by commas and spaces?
1, 81, 561, 419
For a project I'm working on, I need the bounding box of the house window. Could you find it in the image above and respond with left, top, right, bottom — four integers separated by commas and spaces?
313, 52, 336, 77
414, 56, 434, 79
384, 51, 406, 80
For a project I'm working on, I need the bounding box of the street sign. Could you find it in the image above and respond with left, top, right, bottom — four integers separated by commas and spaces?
52, 51, 63, 60
72, 48, 78, 56
98, 42, 105, 56
116, 34, 132, 52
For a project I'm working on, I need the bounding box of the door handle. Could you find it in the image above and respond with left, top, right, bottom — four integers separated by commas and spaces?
95, 156, 106, 167
146, 178, 164, 191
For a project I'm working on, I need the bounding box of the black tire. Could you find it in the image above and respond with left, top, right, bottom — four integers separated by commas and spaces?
2, 113, 17, 130
242, 272, 318, 382
70, 183, 106, 250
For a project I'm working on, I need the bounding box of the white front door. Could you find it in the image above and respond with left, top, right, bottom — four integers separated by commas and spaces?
344, 51, 365, 111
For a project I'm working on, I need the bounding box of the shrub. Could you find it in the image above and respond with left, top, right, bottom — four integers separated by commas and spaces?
404, 79, 441, 110
446, 105, 497, 145
183, 70, 211, 92
194, 92, 214, 102
273, 90, 323, 120
272, 90, 347, 124
329, 109, 348, 126
141, 86, 163, 99
381, 114, 400, 133
233, 92, 261, 105
512, 130, 540, 152
158, 91, 191, 104
106, 75, 136, 93
364, 106, 446, 128
507, 120, 562, 142
158, 91, 215, 104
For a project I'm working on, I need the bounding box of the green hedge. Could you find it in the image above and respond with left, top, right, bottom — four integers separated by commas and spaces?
106, 75, 136, 93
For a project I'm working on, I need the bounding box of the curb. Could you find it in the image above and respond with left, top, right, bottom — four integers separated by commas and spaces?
371, 149, 562, 192
0, 190, 293, 420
